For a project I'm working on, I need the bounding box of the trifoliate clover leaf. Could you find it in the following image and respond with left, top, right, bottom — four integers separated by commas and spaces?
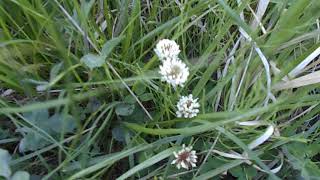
19, 110, 77, 152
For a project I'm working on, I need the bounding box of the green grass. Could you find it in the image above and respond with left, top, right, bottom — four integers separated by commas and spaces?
0, 0, 320, 179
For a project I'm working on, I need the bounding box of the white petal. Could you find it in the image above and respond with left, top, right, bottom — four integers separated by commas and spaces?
193, 156, 198, 160
154, 39, 180, 60
181, 161, 188, 169
175, 94, 200, 118
173, 152, 178, 158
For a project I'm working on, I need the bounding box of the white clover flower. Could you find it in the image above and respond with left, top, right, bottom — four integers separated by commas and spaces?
171, 144, 198, 170
154, 39, 180, 60
176, 94, 200, 118
159, 57, 189, 87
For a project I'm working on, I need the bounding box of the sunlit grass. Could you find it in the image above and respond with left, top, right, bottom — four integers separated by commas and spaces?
0, 0, 320, 179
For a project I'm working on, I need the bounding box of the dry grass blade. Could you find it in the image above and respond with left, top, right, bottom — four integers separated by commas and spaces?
288, 46, 320, 78
250, 0, 270, 30
273, 70, 320, 90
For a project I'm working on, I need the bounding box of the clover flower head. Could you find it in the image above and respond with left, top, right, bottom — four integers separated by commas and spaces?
154, 39, 180, 60
171, 144, 197, 170
159, 57, 189, 87
176, 94, 200, 118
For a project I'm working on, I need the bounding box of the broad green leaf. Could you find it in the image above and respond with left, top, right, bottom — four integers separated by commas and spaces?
115, 103, 135, 116
139, 93, 153, 102
112, 126, 126, 142
134, 83, 146, 95
19, 130, 50, 152
0, 149, 11, 179
101, 36, 123, 57
85, 98, 102, 113
245, 166, 258, 178
10, 171, 30, 180
49, 114, 76, 133
81, 53, 105, 70
124, 95, 136, 104
230, 166, 246, 179
23, 110, 51, 132
123, 104, 149, 123
23, 110, 49, 125
19, 110, 52, 152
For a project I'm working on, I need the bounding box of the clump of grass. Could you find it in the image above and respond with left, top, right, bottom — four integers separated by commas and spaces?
0, 0, 320, 179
